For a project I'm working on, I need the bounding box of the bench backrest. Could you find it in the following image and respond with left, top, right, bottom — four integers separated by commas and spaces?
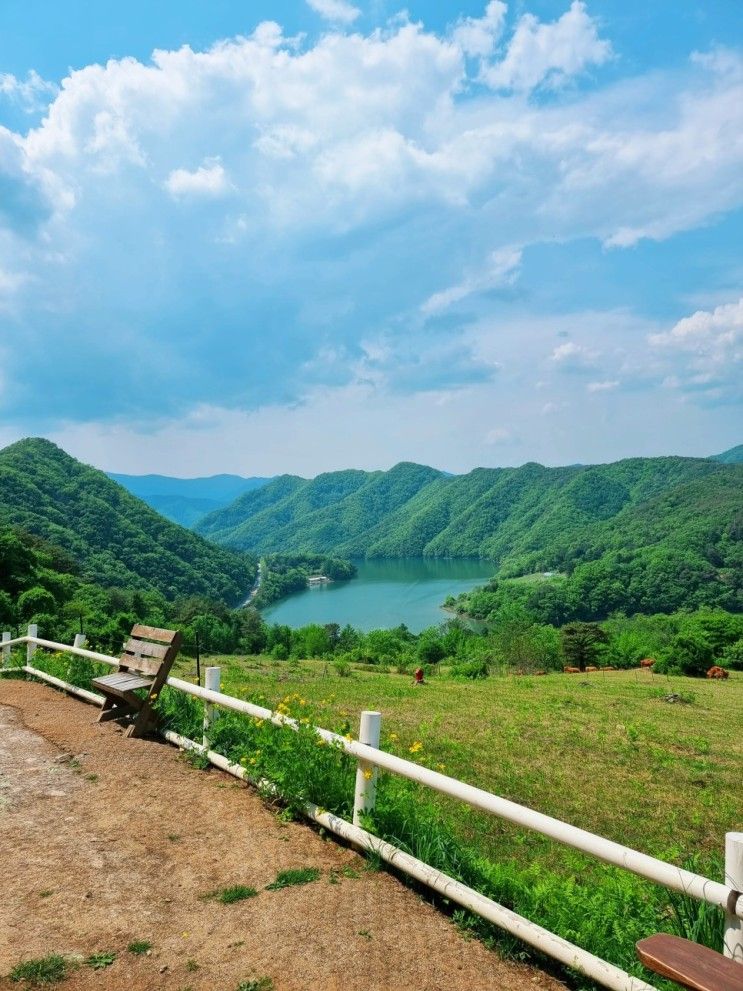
119, 624, 183, 678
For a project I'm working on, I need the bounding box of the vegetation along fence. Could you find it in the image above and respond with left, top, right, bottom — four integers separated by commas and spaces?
2, 625, 742, 991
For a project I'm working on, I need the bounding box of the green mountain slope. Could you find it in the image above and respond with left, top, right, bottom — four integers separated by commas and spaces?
195, 455, 742, 616
197, 463, 443, 552
710, 444, 743, 464
108, 471, 271, 527
0, 439, 254, 602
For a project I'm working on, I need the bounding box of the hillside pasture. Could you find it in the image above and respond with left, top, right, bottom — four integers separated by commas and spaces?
172, 656, 742, 873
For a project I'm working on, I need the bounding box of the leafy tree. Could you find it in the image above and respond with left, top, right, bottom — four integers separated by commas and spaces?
18, 586, 57, 621
562, 623, 609, 671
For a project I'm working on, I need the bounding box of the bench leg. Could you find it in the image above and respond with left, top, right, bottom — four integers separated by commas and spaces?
97, 696, 136, 724
125, 700, 158, 738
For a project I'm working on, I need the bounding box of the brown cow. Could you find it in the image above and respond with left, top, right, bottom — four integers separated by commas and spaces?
585, 666, 599, 672
706, 666, 729, 680
639, 658, 655, 669
563, 666, 581, 674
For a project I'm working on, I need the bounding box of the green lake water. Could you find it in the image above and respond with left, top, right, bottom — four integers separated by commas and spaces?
261, 558, 496, 632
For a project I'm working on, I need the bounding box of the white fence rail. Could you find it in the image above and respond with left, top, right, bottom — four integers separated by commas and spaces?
2, 628, 742, 989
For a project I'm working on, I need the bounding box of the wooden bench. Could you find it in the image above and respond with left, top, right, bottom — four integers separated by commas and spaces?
637, 934, 743, 991
92, 624, 182, 738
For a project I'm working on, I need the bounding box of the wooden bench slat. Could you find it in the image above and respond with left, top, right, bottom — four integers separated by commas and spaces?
121, 638, 170, 661
131, 624, 179, 644
637, 935, 743, 991
93, 673, 153, 695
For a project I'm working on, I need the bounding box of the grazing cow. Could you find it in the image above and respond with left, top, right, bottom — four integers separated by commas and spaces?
600, 666, 615, 671
585, 666, 599, 672
706, 666, 729, 680
639, 658, 656, 669
563, 666, 581, 674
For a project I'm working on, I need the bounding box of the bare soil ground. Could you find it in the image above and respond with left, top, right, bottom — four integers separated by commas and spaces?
0, 680, 564, 991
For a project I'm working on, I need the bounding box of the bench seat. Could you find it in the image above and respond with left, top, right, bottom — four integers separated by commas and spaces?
637, 934, 743, 991
92, 672, 154, 697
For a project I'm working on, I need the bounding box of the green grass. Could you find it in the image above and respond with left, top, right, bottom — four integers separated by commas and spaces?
174, 654, 742, 868
127, 941, 152, 955
216, 885, 259, 904
85, 951, 116, 970
236, 979, 273, 991
9, 955, 68, 986
161, 654, 742, 987
265, 867, 321, 890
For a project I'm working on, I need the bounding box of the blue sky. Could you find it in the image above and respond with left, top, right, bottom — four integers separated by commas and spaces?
0, 1, 741, 475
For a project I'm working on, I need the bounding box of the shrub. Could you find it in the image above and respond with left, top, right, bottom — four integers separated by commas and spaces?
449, 659, 490, 679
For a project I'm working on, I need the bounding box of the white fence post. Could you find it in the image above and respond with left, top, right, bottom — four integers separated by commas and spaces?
2, 632, 10, 666
203, 666, 221, 747
26, 624, 37, 663
725, 832, 743, 962
353, 710, 382, 827
73, 633, 87, 649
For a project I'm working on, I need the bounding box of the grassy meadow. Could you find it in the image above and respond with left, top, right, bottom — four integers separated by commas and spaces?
171, 654, 742, 869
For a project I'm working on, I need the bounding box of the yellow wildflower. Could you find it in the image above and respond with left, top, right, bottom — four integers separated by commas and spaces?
409, 741, 423, 754
344, 733, 354, 743
316, 738, 326, 746
437, 763, 446, 772
249, 757, 257, 765
363, 768, 373, 781
389, 733, 399, 741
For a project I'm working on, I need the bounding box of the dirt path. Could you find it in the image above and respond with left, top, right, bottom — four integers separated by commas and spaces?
0, 680, 565, 991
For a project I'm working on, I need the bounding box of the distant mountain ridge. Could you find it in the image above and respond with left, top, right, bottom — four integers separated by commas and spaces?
194, 454, 742, 614
710, 444, 743, 464
109, 472, 271, 527
0, 439, 254, 602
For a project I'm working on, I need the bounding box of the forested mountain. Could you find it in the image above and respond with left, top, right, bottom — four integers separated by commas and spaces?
196, 455, 742, 616
109, 471, 270, 527
710, 444, 743, 464
196, 462, 443, 551
0, 439, 255, 601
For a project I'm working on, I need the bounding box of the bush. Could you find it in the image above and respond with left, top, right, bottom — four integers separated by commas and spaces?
449, 659, 490, 679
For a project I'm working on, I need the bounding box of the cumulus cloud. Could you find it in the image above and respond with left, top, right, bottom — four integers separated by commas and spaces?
0, 5, 741, 446
551, 341, 598, 368
482, 1, 611, 91
450, 1, 507, 57
649, 299, 742, 401
307, 0, 361, 25
165, 159, 231, 198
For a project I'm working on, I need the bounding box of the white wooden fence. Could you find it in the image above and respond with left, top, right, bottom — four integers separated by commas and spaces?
2, 628, 742, 991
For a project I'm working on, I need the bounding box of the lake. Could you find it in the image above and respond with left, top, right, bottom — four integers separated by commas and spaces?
261, 558, 496, 632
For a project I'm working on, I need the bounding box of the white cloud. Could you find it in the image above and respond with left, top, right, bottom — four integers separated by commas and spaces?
421, 247, 521, 315
451, 1, 507, 58
649, 298, 742, 400
587, 379, 619, 392
307, 0, 361, 25
164, 158, 231, 198
0, 10, 741, 445
0, 70, 57, 112
551, 341, 598, 367
482, 1, 611, 91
